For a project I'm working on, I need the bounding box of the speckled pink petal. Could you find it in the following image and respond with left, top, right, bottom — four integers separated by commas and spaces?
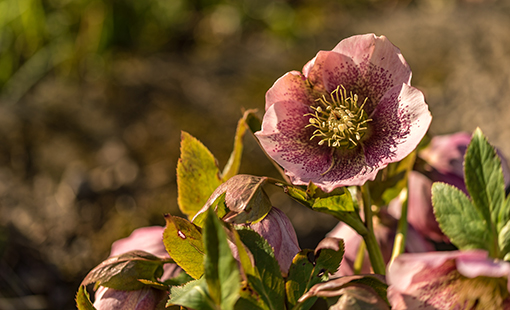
332, 34, 411, 88
255, 100, 334, 186
305, 50, 360, 94
363, 83, 431, 170
265, 70, 309, 110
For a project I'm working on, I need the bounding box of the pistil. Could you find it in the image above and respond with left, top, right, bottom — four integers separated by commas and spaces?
305, 85, 371, 149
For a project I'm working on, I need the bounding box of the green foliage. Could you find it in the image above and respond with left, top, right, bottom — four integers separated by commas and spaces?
432, 128, 510, 259
76, 285, 97, 310
81, 250, 165, 291
163, 214, 205, 279
168, 207, 241, 309
177, 131, 223, 219
286, 238, 345, 310
203, 207, 241, 309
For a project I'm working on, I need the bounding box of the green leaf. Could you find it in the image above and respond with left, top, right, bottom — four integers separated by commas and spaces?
164, 271, 194, 287
499, 220, 510, 261
203, 207, 241, 309
464, 128, 506, 234
163, 215, 205, 279
432, 182, 492, 252
81, 250, 164, 291
168, 277, 217, 310
236, 227, 285, 310
177, 131, 223, 219
76, 285, 97, 310
285, 238, 345, 310
222, 110, 256, 181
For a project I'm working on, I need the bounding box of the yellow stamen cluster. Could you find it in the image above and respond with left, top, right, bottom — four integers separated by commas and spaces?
305, 86, 371, 149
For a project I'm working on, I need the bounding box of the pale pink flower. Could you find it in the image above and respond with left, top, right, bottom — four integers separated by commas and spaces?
255, 33, 432, 191
387, 250, 510, 309
93, 226, 180, 310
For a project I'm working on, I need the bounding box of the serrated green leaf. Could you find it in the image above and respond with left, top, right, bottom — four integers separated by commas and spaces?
237, 227, 285, 310
76, 285, 97, 310
177, 131, 223, 219
168, 277, 216, 310
465, 128, 506, 235
203, 207, 241, 309
312, 193, 355, 214
163, 215, 205, 279
432, 182, 492, 252
286, 238, 345, 310
81, 250, 164, 291
499, 220, 510, 260
222, 110, 256, 181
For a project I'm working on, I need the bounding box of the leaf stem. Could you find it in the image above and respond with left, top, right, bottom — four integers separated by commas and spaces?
360, 183, 386, 275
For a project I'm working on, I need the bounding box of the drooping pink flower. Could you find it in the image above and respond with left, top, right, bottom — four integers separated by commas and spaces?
255, 34, 432, 191
93, 226, 181, 310
387, 250, 510, 309
239, 207, 300, 275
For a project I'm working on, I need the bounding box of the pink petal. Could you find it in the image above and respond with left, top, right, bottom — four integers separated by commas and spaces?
332, 33, 411, 91
265, 71, 309, 111
93, 286, 165, 310
247, 207, 300, 275
304, 50, 360, 95
364, 83, 431, 169
110, 226, 168, 258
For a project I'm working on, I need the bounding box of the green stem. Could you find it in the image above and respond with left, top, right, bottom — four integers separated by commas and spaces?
390, 188, 408, 264
360, 184, 386, 275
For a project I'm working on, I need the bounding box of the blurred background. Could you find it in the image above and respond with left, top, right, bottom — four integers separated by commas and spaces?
1, 0, 510, 308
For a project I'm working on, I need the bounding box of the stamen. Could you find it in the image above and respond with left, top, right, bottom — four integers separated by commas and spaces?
305, 85, 372, 150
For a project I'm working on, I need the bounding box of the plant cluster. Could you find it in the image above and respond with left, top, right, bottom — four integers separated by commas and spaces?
76, 34, 510, 310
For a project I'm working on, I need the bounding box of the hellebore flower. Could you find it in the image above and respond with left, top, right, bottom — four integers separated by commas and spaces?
93, 226, 181, 310
255, 33, 432, 191
387, 250, 510, 309
239, 207, 301, 275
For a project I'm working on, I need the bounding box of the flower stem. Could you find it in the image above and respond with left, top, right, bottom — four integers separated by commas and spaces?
360, 183, 386, 275
390, 188, 408, 265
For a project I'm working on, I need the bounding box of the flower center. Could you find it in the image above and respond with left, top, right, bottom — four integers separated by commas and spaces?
305, 86, 371, 149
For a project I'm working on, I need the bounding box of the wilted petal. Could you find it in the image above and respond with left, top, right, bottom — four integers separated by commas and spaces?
387, 250, 510, 309
94, 227, 181, 309
243, 207, 300, 275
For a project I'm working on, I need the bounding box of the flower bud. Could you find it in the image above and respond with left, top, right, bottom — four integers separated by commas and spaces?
242, 207, 300, 275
